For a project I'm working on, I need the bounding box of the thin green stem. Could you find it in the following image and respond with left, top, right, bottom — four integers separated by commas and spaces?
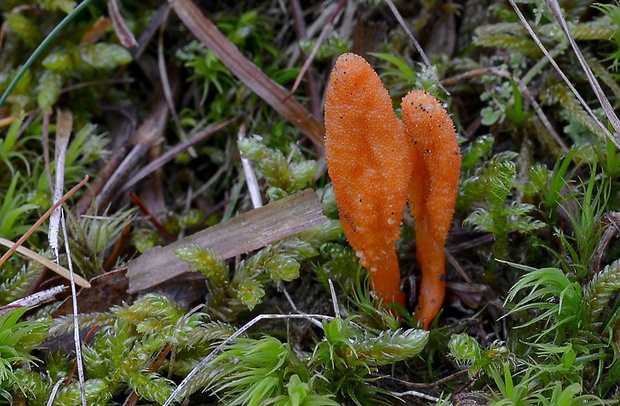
0, 0, 96, 108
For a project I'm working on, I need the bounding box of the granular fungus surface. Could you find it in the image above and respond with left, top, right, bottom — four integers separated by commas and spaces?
324, 53, 461, 327
402, 90, 461, 329
324, 53, 411, 305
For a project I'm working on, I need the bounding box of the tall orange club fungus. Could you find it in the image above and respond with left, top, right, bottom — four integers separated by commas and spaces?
324, 53, 411, 305
402, 90, 461, 329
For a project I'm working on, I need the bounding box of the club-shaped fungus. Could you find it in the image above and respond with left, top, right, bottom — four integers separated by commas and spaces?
324, 54, 461, 328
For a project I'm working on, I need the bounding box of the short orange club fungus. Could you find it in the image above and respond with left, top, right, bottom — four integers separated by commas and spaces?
324, 53, 411, 306
401, 90, 461, 329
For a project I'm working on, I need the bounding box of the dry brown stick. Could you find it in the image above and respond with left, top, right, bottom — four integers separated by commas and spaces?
289, 0, 322, 119
75, 65, 178, 215
74, 144, 128, 216
42, 109, 54, 195
0, 286, 67, 316
591, 212, 620, 275
133, 4, 169, 60
123, 343, 172, 406
49, 108, 72, 253
0, 20, 7, 54
384, 0, 449, 95
120, 116, 239, 193
168, 0, 325, 149
158, 14, 196, 157
75, 96, 170, 215
127, 189, 328, 292
290, 0, 345, 94
130, 193, 175, 242
376, 369, 469, 389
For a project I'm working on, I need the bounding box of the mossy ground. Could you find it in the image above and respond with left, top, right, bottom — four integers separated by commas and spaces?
1, 0, 620, 404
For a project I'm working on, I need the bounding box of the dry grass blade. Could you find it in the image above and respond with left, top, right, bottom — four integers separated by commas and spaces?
291, 0, 345, 94
509, 0, 620, 149
384, 0, 449, 95
124, 343, 172, 406
158, 19, 195, 157
442, 67, 569, 153
162, 313, 339, 406
168, 0, 325, 149
237, 124, 263, 209
546, 0, 620, 143
76, 96, 170, 215
60, 209, 87, 406
0, 236, 90, 288
49, 108, 72, 253
0, 176, 90, 288
289, 0, 322, 118
120, 116, 239, 193
127, 188, 328, 292
107, 0, 138, 48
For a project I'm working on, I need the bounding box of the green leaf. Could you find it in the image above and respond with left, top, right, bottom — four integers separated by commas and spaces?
353, 328, 428, 365
37, 70, 64, 110
5, 13, 43, 48
42, 52, 73, 71
238, 135, 316, 193
236, 279, 265, 310
265, 254, 300, 282
461, 134, 495, 172
78, 43, 132, 70
41, 0, 77, 13
174, 244, 228, 285
481, 106, 502, 126
371, 52, 416, 81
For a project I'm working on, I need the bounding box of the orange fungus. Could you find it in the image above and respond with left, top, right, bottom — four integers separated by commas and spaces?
401, 90, 461, 329
324, 53, 411, 305
324, 54, 461, 327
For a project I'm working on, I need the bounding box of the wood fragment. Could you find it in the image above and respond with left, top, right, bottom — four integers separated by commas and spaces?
127, 189, 328, 293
